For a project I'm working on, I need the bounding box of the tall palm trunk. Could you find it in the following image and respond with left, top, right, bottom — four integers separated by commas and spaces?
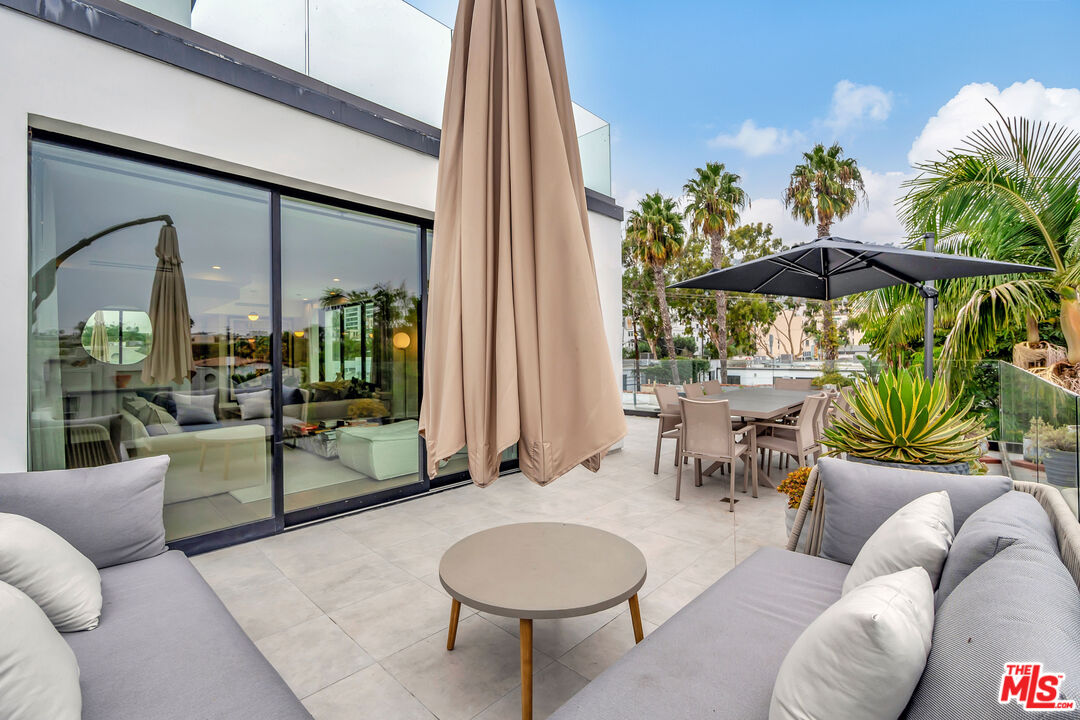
1061, 287, 1080, 364
709, 230, 728, 383
652, 263, 681, 384
816, 219, 837, 371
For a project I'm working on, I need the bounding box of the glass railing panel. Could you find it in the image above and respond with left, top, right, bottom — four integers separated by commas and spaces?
121, 0, 193, 27
157, 1, 616, 196
191, 0, 307, 74
307, 0, 451, 128
998, 361, 1079, 519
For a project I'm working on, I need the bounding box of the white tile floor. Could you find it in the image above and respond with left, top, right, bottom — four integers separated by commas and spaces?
192, 416, 793, 720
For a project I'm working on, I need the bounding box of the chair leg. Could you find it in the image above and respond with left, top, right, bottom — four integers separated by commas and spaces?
767, 449, 773, 470
674, 437, 681, 467
675, 451, 683, 501
654, 423, 663, 475
728, 467, 736, 513
694, 458, 702, 487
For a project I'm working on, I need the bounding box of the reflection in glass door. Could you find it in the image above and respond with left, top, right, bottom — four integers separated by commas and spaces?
27, 139, 275, 543
280, 198, 423, 512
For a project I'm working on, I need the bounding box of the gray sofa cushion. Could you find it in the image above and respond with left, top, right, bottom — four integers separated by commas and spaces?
904, 544, 1080, 719
935, 491, 1059, 605
65, 550, 310, 720
818, 457, 1011, 565
0, 456, 169, 569
550, 547, 849, 720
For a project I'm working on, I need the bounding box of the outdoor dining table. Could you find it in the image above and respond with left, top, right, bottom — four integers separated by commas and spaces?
697, 386, 815, 486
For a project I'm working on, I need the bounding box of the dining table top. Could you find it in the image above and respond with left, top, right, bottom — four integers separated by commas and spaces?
697, 386, 816, 420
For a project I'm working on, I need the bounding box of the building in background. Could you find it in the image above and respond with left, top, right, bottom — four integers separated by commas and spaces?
2, 0, 624, 551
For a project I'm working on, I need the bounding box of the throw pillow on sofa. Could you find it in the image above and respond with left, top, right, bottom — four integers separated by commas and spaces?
934, 490, 1059, 606
770, 567, 934, 720
0, 455, 169, 568
817, 457, 1010, 565
173, 392, 217, 425
0, 580, 82, 719
843, 491, 954, 594
905, 542, 1080, 719
237, 389, 272, 420
0, 513, 101, 631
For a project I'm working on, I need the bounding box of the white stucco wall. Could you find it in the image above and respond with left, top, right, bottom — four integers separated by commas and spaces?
0, 7, 624, 471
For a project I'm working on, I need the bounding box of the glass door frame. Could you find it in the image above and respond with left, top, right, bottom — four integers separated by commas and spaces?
29, 130, 521, 557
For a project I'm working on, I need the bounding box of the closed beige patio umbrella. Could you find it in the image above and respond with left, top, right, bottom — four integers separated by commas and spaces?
419, 0, 626, 487
141, 224, 194, 385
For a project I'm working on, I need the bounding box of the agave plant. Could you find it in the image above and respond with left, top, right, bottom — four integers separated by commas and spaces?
823, 369, 988, 466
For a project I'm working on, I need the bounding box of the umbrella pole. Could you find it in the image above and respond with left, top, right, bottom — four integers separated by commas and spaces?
923, 233, 936, 381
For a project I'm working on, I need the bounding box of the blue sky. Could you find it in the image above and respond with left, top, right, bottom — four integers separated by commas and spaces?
409, 0, 1080, 244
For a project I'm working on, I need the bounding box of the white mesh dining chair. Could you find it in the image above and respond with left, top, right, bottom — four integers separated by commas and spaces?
653, 384, 682, 474
676, 397, 756, 511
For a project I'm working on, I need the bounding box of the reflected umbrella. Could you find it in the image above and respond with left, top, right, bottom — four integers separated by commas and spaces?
142, 223, 194, 385
89, 310, 109, 362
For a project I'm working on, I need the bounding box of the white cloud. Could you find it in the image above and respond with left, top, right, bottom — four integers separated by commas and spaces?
708, 120, 804, 157
908, 80, 1080, 165
740, 168, 909, 247
825, 80, 893, 132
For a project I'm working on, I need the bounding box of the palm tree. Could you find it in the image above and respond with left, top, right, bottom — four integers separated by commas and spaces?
784, 142, 866, 369
897, 109, 1080, 387
683, 162, 749, 382
627, 192, 686, 384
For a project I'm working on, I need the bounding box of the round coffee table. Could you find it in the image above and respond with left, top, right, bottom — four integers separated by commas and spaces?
439, 522, 647, 720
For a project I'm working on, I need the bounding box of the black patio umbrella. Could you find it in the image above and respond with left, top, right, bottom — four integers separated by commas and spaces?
669, 235, 1053, 379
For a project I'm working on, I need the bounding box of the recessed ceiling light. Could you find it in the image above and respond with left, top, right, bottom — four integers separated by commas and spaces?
333, 278, 341, 283
211, 265, 221, 270
247, 312, 260, 321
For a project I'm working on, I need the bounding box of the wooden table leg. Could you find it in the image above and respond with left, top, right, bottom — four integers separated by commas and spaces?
520, 619, 533, 720
628, 593, 644, 644
446, 599, 461, 651
198, 444, 207, 472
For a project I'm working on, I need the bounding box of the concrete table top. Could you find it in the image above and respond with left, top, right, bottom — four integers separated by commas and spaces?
704, 387, 815, 420
439, 522, 647, 620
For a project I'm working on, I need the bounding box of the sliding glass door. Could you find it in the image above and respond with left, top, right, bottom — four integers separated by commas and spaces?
26, 135, 517, 550
28, 139, 275, 543
279, 198, 425, 514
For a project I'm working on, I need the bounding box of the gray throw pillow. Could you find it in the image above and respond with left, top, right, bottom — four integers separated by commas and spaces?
818, 457, 1011, 565
174, 392, 217, 425
904, 544, 1080, 719
0, 456, 169, 569
935, 491, 1059, 606
237, 389, 272, 421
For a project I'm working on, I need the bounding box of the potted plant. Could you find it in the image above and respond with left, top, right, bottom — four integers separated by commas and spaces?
822, 368, 989, 474
1029, 418, 1078, 488
777, 466, 812, 551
